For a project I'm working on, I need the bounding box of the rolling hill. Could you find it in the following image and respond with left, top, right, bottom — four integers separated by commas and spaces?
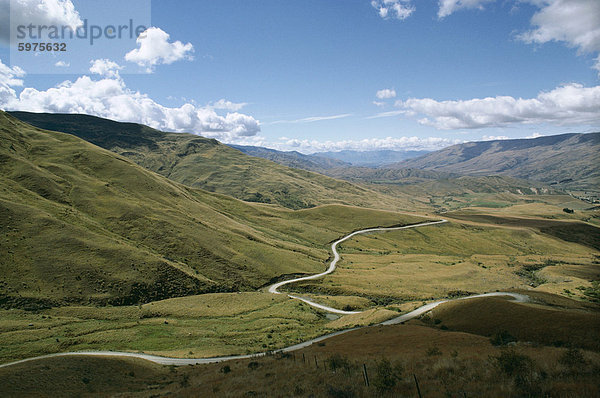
389, 133, 600, 190
0, 111, 425, 309
8, 111, 412, 210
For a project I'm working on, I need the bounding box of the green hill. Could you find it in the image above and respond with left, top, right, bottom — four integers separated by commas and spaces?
0, 111, 423, 309
8, 111, 411, 211
389, 133, 600, 191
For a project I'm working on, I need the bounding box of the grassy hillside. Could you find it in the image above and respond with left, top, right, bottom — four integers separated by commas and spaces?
390, 133, 600, 191
8, 111, 413, 210
289, 212, 600, 305
2, 298, 599, 397
0, 111, 426, 309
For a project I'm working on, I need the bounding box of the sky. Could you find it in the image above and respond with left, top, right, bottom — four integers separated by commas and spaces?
0, 0, 599, 153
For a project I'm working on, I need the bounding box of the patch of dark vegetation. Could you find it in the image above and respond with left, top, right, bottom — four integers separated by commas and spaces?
446, 289, 474, 298
515, 263, 548, 287
581, 281, 600, 303
490, 330, 517, 346
0, 295, 57, 311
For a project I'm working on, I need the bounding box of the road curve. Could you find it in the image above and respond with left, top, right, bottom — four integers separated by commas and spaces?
268, 220, 449, 314
0, 292, 528, 369
0, 219, 531, 369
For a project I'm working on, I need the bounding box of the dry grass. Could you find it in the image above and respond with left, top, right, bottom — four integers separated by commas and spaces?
2, 321, 599, 397
290, 218, 598, 304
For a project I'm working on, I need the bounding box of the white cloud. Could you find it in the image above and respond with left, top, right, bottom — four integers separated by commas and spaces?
395, 83, 600, 129
0, 0, 83, 43
89, 59, 122, 79
0, 59, 260, 142
270, 114, 352, 124
437, 0, 495, 19
481, 135, 509, 141
209, 99, 247, 112
376, 88, 397, 99
371, 0, 415, 20
272, 136, 459, 153
54, 60, 70, 68
517, 0, 600, 73
526, 132, 544, 139
125, 27, 194, 72
0, 59, 25, 105
366, 109, 411, 119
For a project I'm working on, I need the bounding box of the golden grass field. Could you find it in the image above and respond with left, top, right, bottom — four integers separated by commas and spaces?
2, 296, 599, 397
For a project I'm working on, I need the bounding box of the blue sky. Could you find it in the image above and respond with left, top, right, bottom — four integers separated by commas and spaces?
1, 0, 599, 153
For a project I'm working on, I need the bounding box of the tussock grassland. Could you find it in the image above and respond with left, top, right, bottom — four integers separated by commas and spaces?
9, 111, 418, 211
426, 296, 600, 350
0, 111, 425, 309
2, 316, 599, 397
0, 293, 334, 363
289, 217, 599, 304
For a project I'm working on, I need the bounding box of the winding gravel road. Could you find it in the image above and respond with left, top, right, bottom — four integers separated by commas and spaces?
0, 219, 529, 369
268, 220, 448, 314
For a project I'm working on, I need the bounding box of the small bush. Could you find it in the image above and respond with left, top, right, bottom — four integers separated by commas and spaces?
372, 358, 403, 393
326, 385, 355, 398
559, 348, 586, 368
327, 354, 351, 373
427, 346, 442, 356
492, 349, 533, 376
220, 365, 231, 374
247, 361, 260, 370
490, 330, 517, 346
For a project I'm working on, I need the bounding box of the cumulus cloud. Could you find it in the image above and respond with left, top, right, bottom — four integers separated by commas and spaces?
0, 59, 260, 142
0, 60, 25, 104
517, 0, 600, 73
125, 27, 194, 72
371, 0, 415, 20
89, 59, 122, 79
55, 61, 70, 68
0, 0, 83, 43
273, 136, 459, 153
437, 0, 495, 19
376, 88, 397, 99
481, 135, 509, 141
209, 99, 247, 112
395, 83, 600, 129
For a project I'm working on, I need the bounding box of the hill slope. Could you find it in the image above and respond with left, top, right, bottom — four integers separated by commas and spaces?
8, 112, 410, 210
389, 133, 600, 190
0, 111, 424, 309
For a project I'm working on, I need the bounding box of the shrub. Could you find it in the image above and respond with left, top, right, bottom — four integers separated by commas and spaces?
220, 365, 231, 374
427, 346, 442, 356
490, 330, 517, 346
372, 358, 403, 393
327, 354, 351, 373
492, 349, 533, 376
559, 348, 586, 368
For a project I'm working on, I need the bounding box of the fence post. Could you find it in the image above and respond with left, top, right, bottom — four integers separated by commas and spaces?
413, 374, 423, 398
362, 363, 370, 387
314, 356, 318, 369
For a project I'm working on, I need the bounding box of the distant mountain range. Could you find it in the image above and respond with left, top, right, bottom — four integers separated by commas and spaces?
313, 149, 430, 167
11, 111, 596, 195
231, 146, 429, 169
389, 133, 600, 190
229, 145, 349, 172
